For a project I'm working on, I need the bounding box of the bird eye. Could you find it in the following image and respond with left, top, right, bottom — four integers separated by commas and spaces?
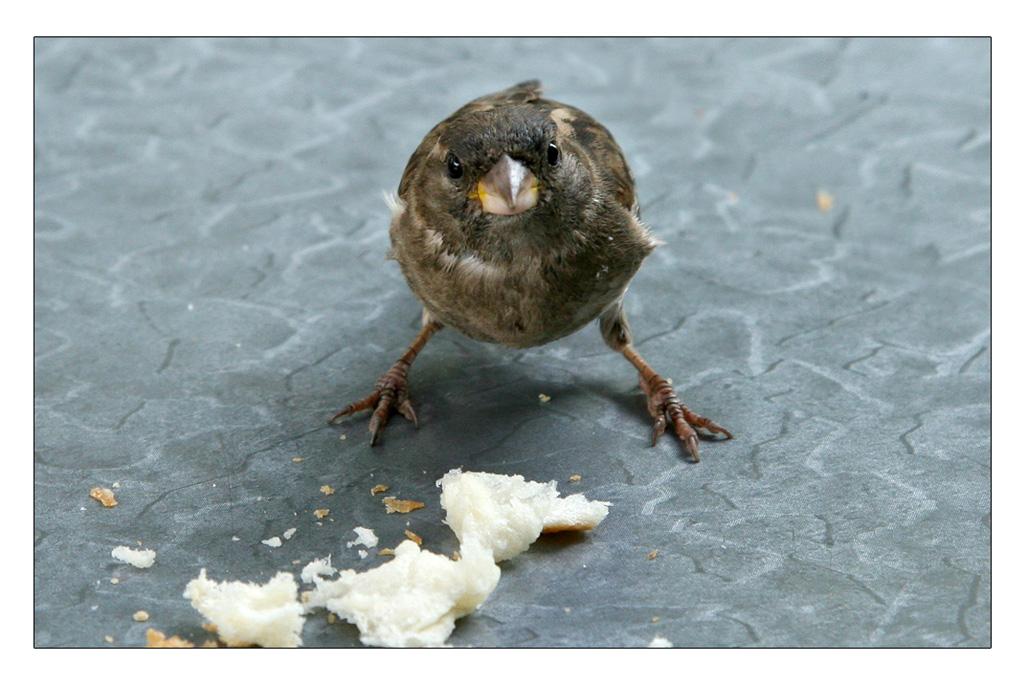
547, 140, 561, 167
445, 153, 463, 179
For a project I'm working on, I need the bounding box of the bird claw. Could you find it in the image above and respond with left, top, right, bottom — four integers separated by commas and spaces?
330, 360, 416, 445
639, 374, 731, 462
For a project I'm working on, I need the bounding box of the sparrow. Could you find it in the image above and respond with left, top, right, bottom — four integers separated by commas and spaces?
331, 80, 731, 461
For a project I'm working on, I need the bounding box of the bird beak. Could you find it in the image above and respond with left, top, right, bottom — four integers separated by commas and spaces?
476, 154, 539, 215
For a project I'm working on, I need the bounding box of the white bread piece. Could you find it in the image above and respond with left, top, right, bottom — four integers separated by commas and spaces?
345, 526, 378, 548
304, 539, 500, 648
183, 569, 304, 647
300, 555, 337, 583
111, 545, 156, 568
438, 469, 610, 562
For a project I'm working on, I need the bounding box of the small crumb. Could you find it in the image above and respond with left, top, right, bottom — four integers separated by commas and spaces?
145, 628, 194, 648
339, 434, 347, 441
111, 542, 157, 569
90, 487, 118, 507
231, 535, 240, 542
569, 474, 582, 483
320, 485, 335, 495
202, 623, 218, 632
292, 457, 303, 463
564, 607, 571, 614
301, 556, 337, 583
652, 616, 660, 623
451, 550, 462, 561
649, 635, 673, 648
358, 549, 368, 559
538, 393, 551, 403
647, 550, 659, 560
292, 559, 301, 565
282, 527, 297, 540
314, 509, 330, 520
370, 484, 389, 495
817, 188, 835, 212
378, 548, 395, 556
104, 635, 114, 644
262, 536, 282, 548
112, 482, 121, 489
383, 497, 425, 514
200, 640, 220, 648
110, 577, 120, 584
404, 530, 423, 546
133, 610, 150, 622
347, 527, 379, 549
327, 613, 336, 624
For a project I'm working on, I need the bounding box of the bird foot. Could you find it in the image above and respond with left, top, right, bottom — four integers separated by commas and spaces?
330, 359, 418, 445
639, 374, 732, 462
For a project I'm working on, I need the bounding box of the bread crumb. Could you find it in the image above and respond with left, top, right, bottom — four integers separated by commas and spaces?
652, 616, 660, 622
383, 497, 425, 514
320, 485, 335, 495
569, 475, 581, 483
292, 457, 303, 463
378, 548, 395, 556
439, 469, 610, 562
649, 635, 673, 648
370, 484, 389, 495
339, 434, 347, 440
647, 550, 659, 560
104, 635, 114, 644
538, 393, 551, 403
346, 527, 379, 549
314, 509, 330, 520
90, 487, 118, 507
183, 569, 304, 647
817, 189, 835, 212
145, 628, 194, 648
261, 537, 282, 548
299, 470, 610, 648
133, 610, 150, 622
301, 556, 337, 583
110, 577, 120, 584
111, 545, 156, 568
305, 540, 499, 648
283, 528, 297, 541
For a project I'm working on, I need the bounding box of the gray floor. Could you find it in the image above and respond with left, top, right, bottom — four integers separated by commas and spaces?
34, 38, 990, 648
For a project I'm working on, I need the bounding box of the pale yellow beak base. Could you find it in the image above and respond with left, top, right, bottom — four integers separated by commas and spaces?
475, 154, 539, 215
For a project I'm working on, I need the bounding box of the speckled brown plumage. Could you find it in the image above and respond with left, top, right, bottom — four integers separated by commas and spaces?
332, 81, 731, 459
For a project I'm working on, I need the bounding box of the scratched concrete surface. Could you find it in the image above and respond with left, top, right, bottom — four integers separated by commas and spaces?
34, 38, 990, 647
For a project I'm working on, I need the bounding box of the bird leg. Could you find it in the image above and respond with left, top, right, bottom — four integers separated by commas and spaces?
599, 303, 731, 461
330, 320, 443, 445
621, 344, 732, 462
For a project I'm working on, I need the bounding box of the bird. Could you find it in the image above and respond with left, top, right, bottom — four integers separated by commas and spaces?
330, 80, 731, 461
